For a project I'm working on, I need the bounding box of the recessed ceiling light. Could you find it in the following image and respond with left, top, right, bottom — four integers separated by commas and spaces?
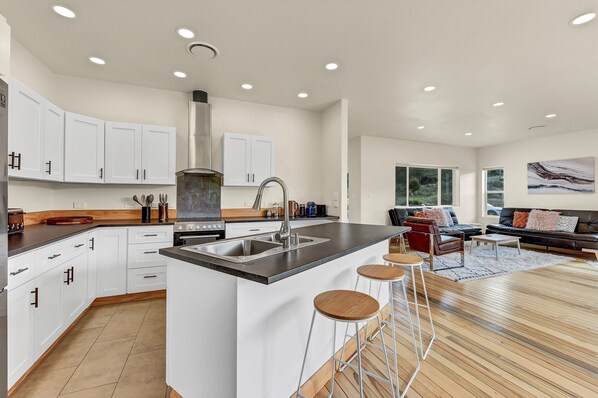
173, 71, 187, 78
177, 28, 195, 39
493, 102, 505, 107
464, 132, 473, 136
297, 92, 308, 98
241, 83, 253, 90
570, 12, 596, 25
545, 113, 557, 118
417, 126, 425, 130
325, 63, 339, 71
52, 5, 76, 18
88, 57, 106, 65
423, 86, 436, 92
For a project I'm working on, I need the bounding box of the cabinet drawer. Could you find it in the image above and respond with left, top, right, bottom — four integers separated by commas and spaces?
225, 222, 281, 239
8, 251, 36, 289
128, 226, 173, 244
62, 234, 89, 259
127, 266, 166, 294
35, 241, 67, 277
127, 242, 171, 269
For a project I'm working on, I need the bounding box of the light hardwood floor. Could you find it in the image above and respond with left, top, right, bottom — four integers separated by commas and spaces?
316, 257, 598, 397
10, 299, 167, 398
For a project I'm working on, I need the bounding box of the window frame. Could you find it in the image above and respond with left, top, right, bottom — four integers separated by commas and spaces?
394, 164, 459, 207
483, 167, 504, 217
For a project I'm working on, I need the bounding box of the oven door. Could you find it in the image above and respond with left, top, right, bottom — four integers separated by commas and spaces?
174, 231, 225, 246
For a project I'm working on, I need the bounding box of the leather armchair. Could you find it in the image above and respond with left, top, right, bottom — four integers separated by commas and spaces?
403, 216, 465, 270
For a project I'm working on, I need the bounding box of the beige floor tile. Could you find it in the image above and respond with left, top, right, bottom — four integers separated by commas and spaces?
12, 366, 77, 398
116, 300, 152, 313
96, 307, 147, 342
112, 349, 166, 398
61, 337, 134, 394
58, 383, 116, 397
72, 304, 119, 331
131, 312, 166, 355
38, 327, 102, 372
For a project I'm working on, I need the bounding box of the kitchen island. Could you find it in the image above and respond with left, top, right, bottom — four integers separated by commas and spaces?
160, 222, 408, 398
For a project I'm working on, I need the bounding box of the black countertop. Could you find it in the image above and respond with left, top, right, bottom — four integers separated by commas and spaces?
8, 219, 175, 257
223, 215, 339, 223
160, 222, 409, 285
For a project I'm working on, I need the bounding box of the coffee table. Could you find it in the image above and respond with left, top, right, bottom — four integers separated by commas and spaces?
470, 234, 521, 260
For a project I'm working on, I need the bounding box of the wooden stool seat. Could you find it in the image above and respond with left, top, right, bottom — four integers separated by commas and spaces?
314, 290, 380, 322
383, 253, 424, 266
357, 264, 406, 282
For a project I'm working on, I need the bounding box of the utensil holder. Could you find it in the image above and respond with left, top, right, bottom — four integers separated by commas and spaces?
158, 204, 168, 221
141, 206, 151, 222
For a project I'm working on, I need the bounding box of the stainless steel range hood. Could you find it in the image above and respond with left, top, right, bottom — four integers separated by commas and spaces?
180, 90, 222, 177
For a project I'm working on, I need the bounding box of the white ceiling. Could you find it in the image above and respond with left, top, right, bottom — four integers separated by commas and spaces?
2, 0, 598, 147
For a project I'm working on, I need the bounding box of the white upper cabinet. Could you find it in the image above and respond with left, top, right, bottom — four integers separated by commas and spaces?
223, 133, 275, 187
105, 122, 142, 184
0, 15, 10, 78
43, 101, 65, 181
8, 79, 45, 179
64, 112, 105, 183
141, 124, 176, 185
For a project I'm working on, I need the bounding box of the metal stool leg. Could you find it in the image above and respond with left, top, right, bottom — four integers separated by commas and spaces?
355, 321, 365, 397
418, 264, 436, 359
376, 315, 396, 398
329, 321, 336, 397
410, 265, 425, 358
339, 276, 361, 372
400, 280, 421, 397
295, 310, 317, 398
389, 282, 400, 397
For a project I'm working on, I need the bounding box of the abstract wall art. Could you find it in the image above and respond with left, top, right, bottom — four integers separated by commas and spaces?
527, 157, 595, 194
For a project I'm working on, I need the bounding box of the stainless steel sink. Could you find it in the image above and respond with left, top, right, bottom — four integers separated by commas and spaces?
180, 233, 329, 263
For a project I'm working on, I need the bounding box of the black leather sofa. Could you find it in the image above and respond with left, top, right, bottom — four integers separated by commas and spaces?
486, 208, 598, 251
388, 207, 482, 240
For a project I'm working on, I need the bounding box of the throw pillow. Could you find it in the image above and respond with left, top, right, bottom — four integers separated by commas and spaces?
442, 208, 455, 226
526, 209, 560, 231
556, 216, 579, 233
413, 211, 427, 218
424, 208, 448, 226
512, 211, 529, 228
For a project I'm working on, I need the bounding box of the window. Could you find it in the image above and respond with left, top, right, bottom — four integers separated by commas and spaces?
484, 168, 504, 216
395, 166, 457, 206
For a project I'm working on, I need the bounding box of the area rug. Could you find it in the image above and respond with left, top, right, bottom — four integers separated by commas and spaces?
410, 243, 572, 282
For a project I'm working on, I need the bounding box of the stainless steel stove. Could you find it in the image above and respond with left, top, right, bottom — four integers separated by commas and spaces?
173, 219, 225, 246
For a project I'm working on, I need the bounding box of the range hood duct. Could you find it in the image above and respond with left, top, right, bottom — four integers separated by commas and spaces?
180, 90, 222, 177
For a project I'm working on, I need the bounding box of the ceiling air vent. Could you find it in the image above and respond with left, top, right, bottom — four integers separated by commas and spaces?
187, 42, 220, 59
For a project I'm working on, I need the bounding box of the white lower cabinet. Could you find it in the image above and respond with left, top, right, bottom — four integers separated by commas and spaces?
61, 254, 88, 326
126, 226, 172, 293
86, 231, 98, 305
7, 280, 35, 388
127, 266, 167, 294
96, 228, 128, 297
33, 264, 64, 358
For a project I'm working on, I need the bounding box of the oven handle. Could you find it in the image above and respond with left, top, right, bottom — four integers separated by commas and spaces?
179, 235, 222, 240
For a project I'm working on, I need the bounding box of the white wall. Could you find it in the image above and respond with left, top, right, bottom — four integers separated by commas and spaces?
8, 39, 324, 212
350, 135, 478, 226
320, 99, 348, 221
477, 128, 598, 225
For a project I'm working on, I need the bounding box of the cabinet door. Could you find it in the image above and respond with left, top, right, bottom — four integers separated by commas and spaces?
250, 135, 276, 185
105, 122, 142, 184
64, 112, 105, 183
8, 78, 44, 179
33, 265, 63, 358
87, 231, 98, 305
96, 228, 127, 297
141, 124, 176, 185
61, 254, 88, 326
8, 280, 35, 389
222, 133, 251, 186
43, 101, 65, 182
0, 15, 10, 78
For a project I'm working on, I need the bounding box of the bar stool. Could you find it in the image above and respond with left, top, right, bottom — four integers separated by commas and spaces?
339, 265, 420, 398
383, 253, 436, 359
295, 290, 396, 398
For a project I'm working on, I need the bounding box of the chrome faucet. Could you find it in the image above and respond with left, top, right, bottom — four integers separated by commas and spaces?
252, 177, 292, 249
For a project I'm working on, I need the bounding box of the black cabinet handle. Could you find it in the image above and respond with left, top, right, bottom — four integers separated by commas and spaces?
15, 153, 21, 170
143, 275, 158, 279
70, 266, 74, 283
143, 251, 158, 254
136, 169, 139, 180
143, 234, 158, 237
247, 173, 250, 182
48, 253, 61, 260
89, 237, 95, 250
99, 167, 103, 178
75, 243, 85, 248
252, 173, 255, 182
31, 288, 38, 308
46, 160, 52, 175
143, 169, 147, 180
10, 267, 29, 276
64, 268, 70, 285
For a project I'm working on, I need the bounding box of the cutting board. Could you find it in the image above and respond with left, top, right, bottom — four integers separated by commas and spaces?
46, 216, 94, 225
